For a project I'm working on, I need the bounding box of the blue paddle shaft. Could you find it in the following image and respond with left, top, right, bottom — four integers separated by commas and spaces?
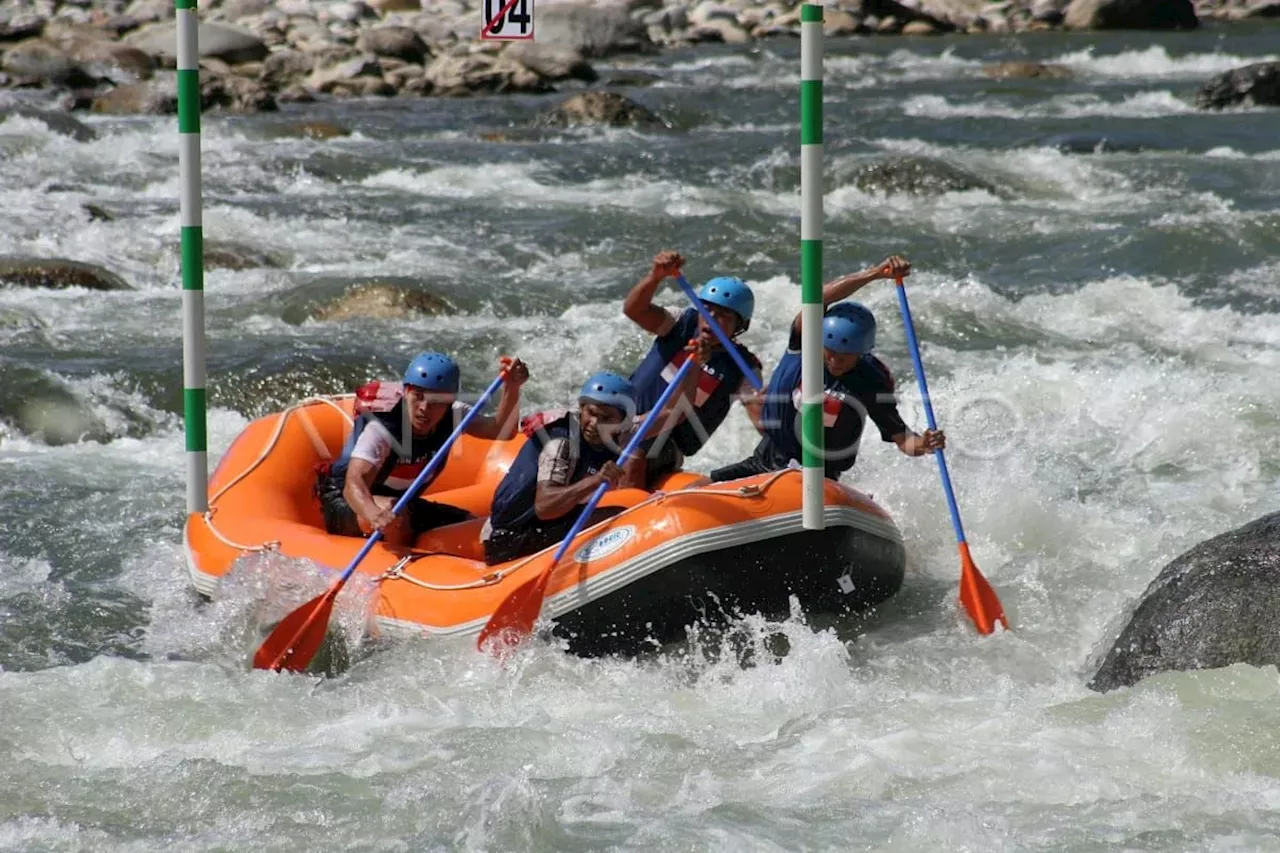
550, 356, 700, 565
337, 372, 508, 584
674, 274, 763, 391
893, 282, 968, 547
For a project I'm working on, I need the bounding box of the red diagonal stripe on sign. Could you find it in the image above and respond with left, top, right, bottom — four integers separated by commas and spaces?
481, 0, 521, 37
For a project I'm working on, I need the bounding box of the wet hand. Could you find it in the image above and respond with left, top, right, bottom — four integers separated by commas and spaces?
651, 250, 685, 280
920, 429, 945, 452
596, 461, 624, 488
687, 335, 714, 367
500, 356, 530, 387
878, 255, 911, 281
366, 506, 398, 533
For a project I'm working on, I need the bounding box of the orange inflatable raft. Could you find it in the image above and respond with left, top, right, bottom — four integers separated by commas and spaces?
184, 396, 907, 655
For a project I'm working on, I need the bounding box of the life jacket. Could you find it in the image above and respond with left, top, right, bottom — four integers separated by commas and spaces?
489, 411, 617, 531
321, 380, 458, 497
628, 307, 759, 457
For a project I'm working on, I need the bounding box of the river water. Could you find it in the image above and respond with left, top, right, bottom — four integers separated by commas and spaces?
3, 24, 1280, 852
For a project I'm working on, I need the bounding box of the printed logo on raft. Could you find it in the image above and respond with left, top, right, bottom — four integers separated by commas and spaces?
573, 525, 636, 564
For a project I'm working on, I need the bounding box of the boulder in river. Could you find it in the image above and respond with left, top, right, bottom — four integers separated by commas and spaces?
532, 90, 665, 128
177, 240, 290, 272
1090, 511, 1280, 693
308, 283, 454, 323
1194, 61, 1280, 110
845, 156, 1001, 197
0, 257, 133, 291
983, 61, 1073, 80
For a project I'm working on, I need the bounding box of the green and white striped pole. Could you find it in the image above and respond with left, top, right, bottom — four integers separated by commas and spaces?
800, 3, 825, 530
177, 0, 207, 515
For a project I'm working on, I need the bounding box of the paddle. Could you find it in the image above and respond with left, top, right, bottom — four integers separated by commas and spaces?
253, 369, 509, 673
673, 273, 764, 391
476, 354, 701, 652
891, 273, 1008, 635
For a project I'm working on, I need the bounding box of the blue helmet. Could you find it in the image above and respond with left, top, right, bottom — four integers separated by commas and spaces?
578, 371, 636, 418
697, 276, 754, 332
822, 302, 876, 354
403, 352, 460, 394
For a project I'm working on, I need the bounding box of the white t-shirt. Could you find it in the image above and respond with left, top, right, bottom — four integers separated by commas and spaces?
350, 401, 474, 469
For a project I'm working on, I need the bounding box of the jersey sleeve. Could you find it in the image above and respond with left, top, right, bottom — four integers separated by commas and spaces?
349, 420, 394, 467
863, 359, 908, 441
658, 307, 700, 346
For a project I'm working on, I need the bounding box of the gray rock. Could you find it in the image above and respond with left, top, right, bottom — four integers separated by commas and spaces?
1063, 0, 1198, 29
309, 283, 453, 322
90, 80, 177, 113
1240, 0, 1280, 17
0, 14, 46, 42
124, 0, 173, 24
1089, 512, 1280, 693
258, 49, 316, 88
424, 53, 553, 96
42, 25, 157, 83
983, 61, 1073, 79
1195, 61, 1280, 110
306, 55, 383, 93
503, 41, 597, 83
845, 156, 1000, 196
357, 25, 430, 64
181, 239, 289, 271
0, 257, 133, 291
538, 3, 655, 58
0, 38, 96, 86
533, 90, 664, 128
126, 20, 270, 64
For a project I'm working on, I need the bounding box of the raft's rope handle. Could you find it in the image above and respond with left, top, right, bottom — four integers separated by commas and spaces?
200, 395, 355, 553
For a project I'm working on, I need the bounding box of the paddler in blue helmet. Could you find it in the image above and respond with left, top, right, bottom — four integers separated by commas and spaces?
622, 250, 765, 487
318, 351, 529, 547
481, 371, 644, 565
703, 255, 945, 483
481, 340, 710, 565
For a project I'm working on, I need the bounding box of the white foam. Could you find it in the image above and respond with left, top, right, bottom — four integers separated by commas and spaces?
1052, 45, 1280, 79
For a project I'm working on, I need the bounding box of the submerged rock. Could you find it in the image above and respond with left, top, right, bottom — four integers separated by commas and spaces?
982, 61, 1073, 80
532, 90, 664, 128
0, 257, 133, 291
309, 282, 454, 322
181, 240, 290, 272
846, 156, 1001, 196
1090, 512, 1280, 693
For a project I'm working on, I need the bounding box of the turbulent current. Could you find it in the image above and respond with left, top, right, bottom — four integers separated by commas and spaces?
3, 27, 1280, 852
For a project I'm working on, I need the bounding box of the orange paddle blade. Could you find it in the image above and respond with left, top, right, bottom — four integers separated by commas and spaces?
476, 566, 553, 653
252, 589, 337, 672
957, 542, 1007, 635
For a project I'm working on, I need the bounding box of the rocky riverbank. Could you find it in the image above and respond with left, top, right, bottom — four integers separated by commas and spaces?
0, 0, 1278, 114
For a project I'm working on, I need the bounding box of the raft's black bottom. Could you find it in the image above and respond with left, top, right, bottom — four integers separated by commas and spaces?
550, 524, 906, 657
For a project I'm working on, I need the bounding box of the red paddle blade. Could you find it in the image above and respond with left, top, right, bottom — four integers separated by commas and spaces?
476, 568, 552, 653
957, 543, 1007, 635
252, 589, 337, 672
